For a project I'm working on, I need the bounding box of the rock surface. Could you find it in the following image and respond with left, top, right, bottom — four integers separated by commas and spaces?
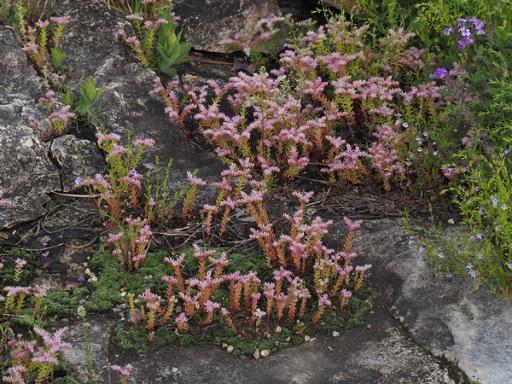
0, 27, 60, 228
54, 0, 223, 184
62, 307, 455, 384
50, 135, 106, 192
61, 317, 113, 382
174, 0, 281, 53
353, 218, 512, 384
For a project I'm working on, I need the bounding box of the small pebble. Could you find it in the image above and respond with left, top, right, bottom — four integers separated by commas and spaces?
274, 325, 282, 333
332, 331, 340, 337
260, 349, 270, 357
366, 324, 372, 329
253, 349, 260, 359
222, 343, 228, 349
448, 218, 455, 224
227, 345, 234, 353
172, 368, 178, 373
327, 346, 333, 351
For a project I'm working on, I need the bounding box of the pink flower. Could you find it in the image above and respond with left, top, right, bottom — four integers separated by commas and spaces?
205, 300, 220, 313
96, 132, 121, 144
287, 147, 309, 168
111, 363, 134, 378
187, 171, 206, 187
126, 14, 143, 21
318, 294, 332, 307
0, 191, 10, 206
134, 138, 155, 148
192, 243, 216, 259
175, 313, 189, 325
50, 16, 71, 25
292, 191, 314, 204
32, 350, 59, 365
22, 43, 38, 54
33, 327, 71, 353
144, 18, 167, 29
161, 275, 177, 285
33, 284, 50, 297
36, 20, 50, 29
355, 264, 372, 273
15, 258, 27, 269
4, 286, 31, 297
343, 217, 363, 231
109, 144, 127, 157
2, 365, 27, 384
441, 166, 459, 180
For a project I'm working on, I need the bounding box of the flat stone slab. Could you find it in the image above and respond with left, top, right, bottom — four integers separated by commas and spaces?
353, 218, 512, 384
62, 317, 114, 382
124, 313, 454, 384
54, 0, 223, 183
0, 27, 60, 228
50, 135, 106, 192
61, 306, 454, 384
174, 0, 281, 53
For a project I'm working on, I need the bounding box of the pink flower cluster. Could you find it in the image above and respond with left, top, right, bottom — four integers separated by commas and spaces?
128, 188, 371, 339
0, 190, 10, 206
108, 217, 153, 271
161, 18, 446, 190
2, 328, 70, 384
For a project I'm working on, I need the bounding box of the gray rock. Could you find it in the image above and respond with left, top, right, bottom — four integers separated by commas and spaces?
353, 218, 512, 384
174, 0, 281, 53
61, 317, 113, 382
50, 135, 106, 192
121, 311, 454, 384
0, 27, 60, 228
54, 0, 223, 184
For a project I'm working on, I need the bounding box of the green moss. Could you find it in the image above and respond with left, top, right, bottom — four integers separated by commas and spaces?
43, 287, 89, 318
112, 285, 374, 357
85, 247, 174, 313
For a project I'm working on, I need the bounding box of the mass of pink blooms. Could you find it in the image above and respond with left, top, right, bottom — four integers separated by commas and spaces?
128, 195, 371, 340
159, 20, 445, 190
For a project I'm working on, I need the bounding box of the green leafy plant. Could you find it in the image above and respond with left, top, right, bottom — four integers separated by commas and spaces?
118, 1, 191, 75
75, 76, 104, 118
50, 46, 66, 69
155, 22, 191, 76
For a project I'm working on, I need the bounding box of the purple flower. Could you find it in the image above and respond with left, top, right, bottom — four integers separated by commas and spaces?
458, 26, 471, 37
470, 17, 485, 35
430, 67, 448, 80
466, 263, 477, 278
443, 27, 452, 36
457, 36, 474, 50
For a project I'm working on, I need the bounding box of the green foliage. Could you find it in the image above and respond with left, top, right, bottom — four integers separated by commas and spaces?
144, 157, 189, 227
85, 247, 173, 312
452, 154, 512, 295
43, 287, 89, 318
155, 22, 191, 76
120, 2, 191, 75
354, 0, 413, 34
50, 46, 66, 70
75, 76, 104, 118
